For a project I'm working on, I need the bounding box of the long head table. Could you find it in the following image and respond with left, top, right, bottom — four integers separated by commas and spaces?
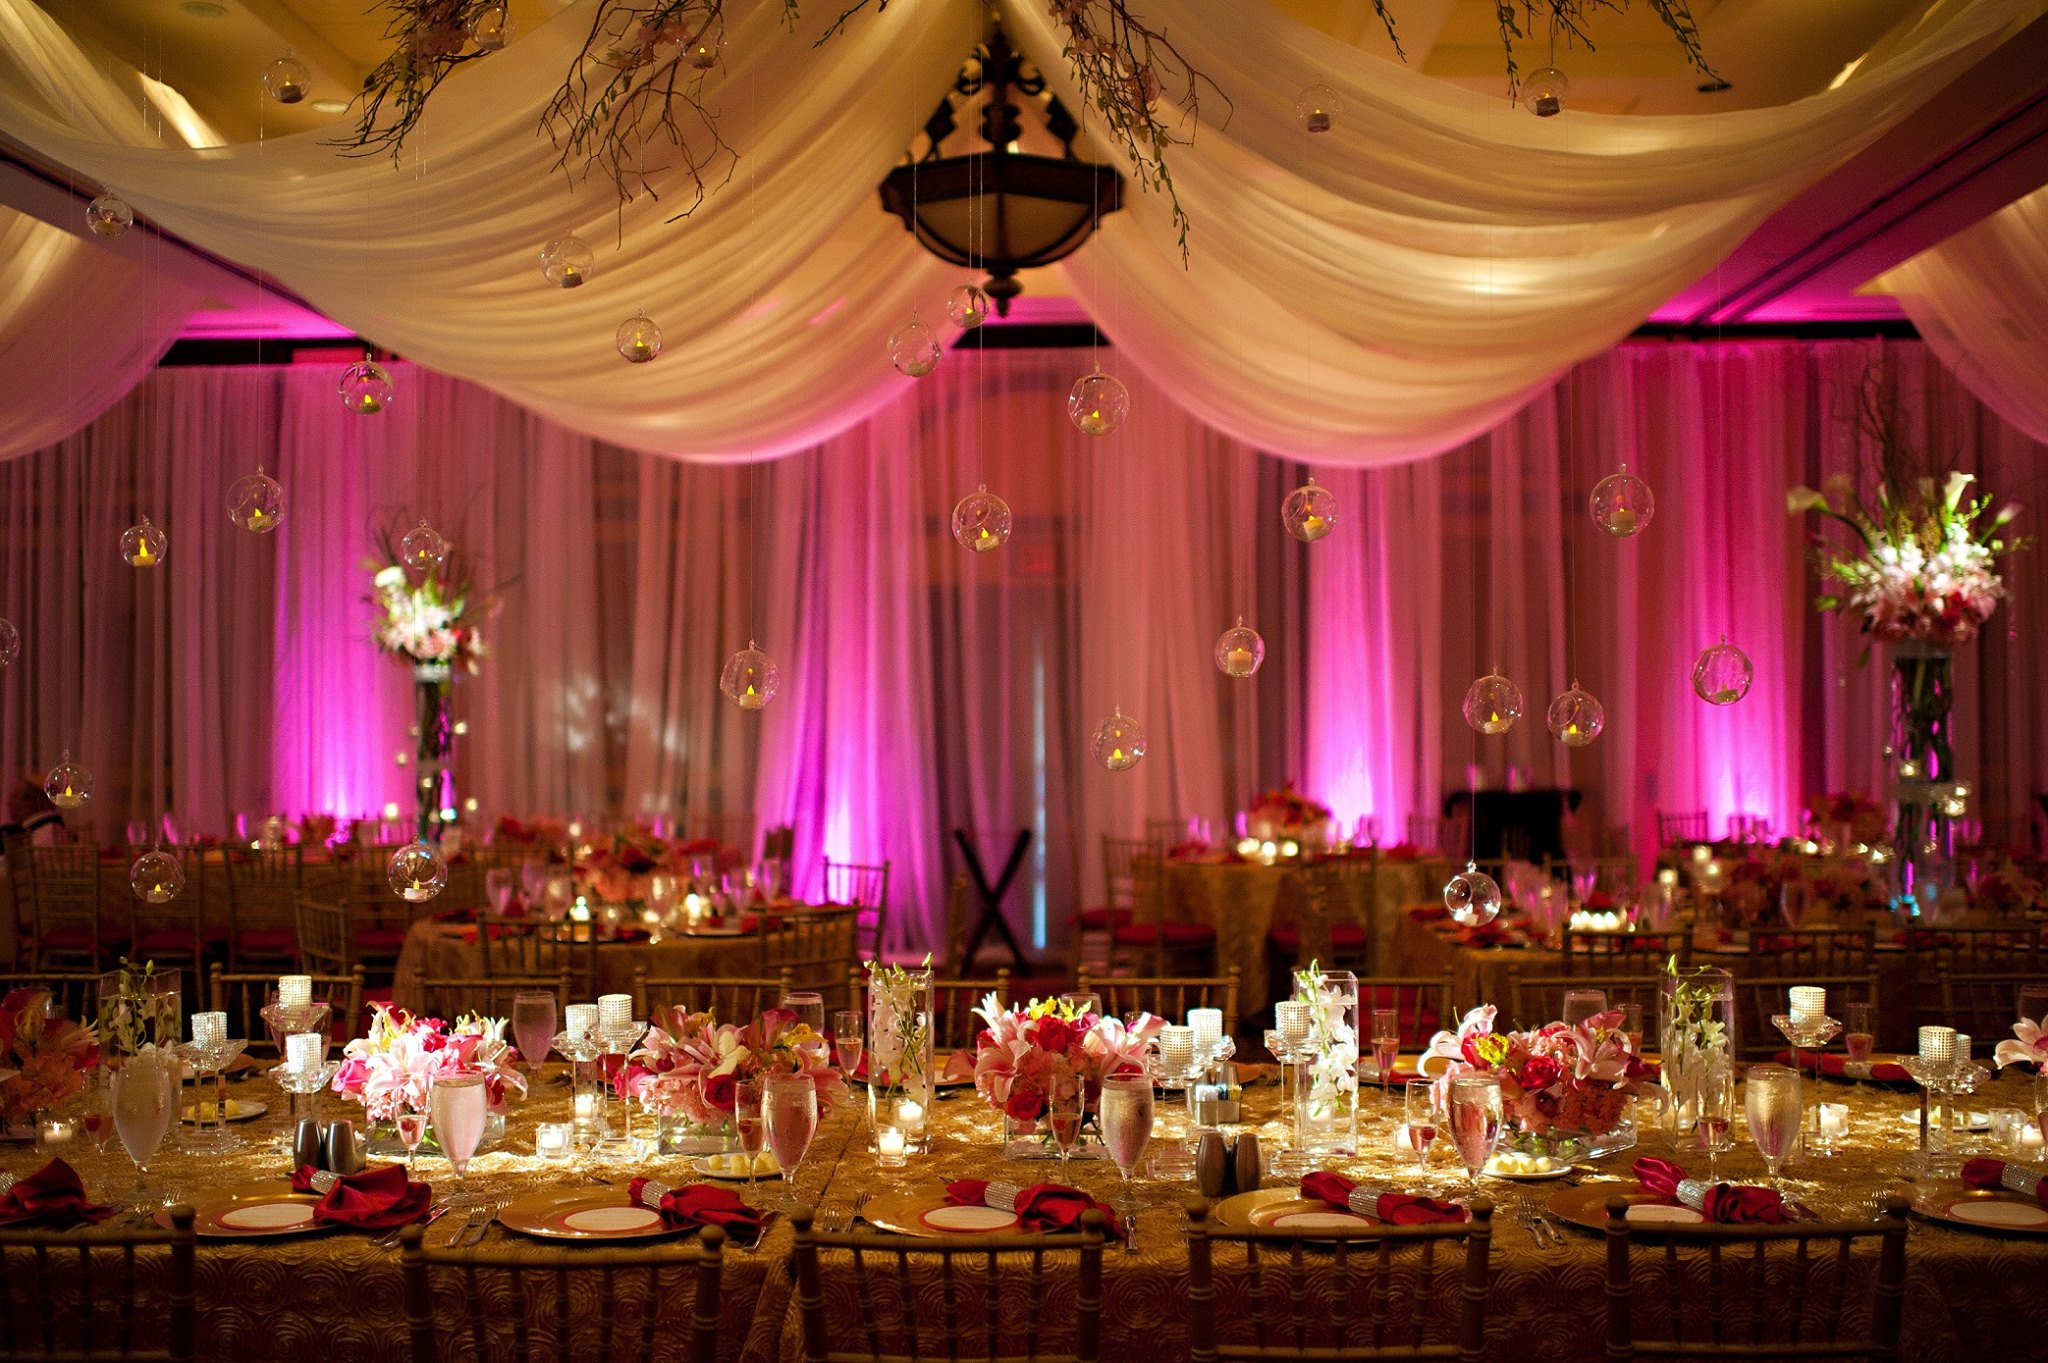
4, 1061, 2044, 1362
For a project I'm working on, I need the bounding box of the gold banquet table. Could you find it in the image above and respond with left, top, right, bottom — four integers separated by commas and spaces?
6, 1068, 2046, 1362
390, 919, 776, 1011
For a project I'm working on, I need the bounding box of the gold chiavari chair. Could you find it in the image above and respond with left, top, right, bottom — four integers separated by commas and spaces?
822, 858, 891, 965
792, 1207, 1105, 1363
1657, 811, 1709, 847
1075, 968, 1239, 1032
1145, 816, 1190, 846
1601, 1195, 1908, 1361
472, 914, 596, 997
223, 844, 303, 973
1185, 1198, 1494, 1363
1731, 974, 1880, 1061
0, 1205, 196, 1363
0, 971, 99, 1023
634, 968, 792, 1021
1506, 971, 1664, 1034
25, 841, 102, 972
1356, 971, 1459, 1048
1940, 971, 2048, 1043
209, 964, 366, 1055
760, 904, 861, 1013
407, 968, 571, 1019
1073, 835, 1157, 973
294, 894, 356, 978
1112, 853, 1217, 978
1906, 925, 2045, 1029
1758, 927, 1875, 976
1560, 927, 1691, 977
400, 1221, 724, 1363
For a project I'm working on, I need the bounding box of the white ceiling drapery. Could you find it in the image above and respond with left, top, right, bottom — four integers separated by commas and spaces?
0, 0, 2032, 465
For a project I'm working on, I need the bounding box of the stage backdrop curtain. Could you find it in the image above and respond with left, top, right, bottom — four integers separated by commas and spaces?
4, 341, 2046, 956
0, 0, 2035, 466
1881, 181, 2048, 447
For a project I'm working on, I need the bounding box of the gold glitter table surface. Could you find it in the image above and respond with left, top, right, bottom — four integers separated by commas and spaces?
5, 1069, 2045, 1362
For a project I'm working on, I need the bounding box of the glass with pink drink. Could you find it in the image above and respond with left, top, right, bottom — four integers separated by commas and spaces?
1843, 1001, 1876, 1066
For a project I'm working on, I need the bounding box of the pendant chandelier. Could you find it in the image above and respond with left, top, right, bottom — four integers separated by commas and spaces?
879, 24, 1122, 318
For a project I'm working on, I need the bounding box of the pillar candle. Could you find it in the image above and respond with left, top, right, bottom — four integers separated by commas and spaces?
286, 1031, 323, 1077
565, 1003, 596, 1040
1788, 987, 1825, 1023
191, 1011, 226, 1047
278, 975, 312, 1010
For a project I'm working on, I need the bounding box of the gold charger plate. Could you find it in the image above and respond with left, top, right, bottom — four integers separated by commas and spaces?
1545, 1181, 1704, 1234
1912, 1182, 2048, 1236
858, 1190, 1021, 1237
164, 1186, 330, 1238
497, 1188, 687, 1241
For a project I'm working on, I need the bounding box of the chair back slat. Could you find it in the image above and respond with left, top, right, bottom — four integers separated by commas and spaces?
26, 841, 101, 971
0, 971, 100, 1025
295, 895, 353, 976
1506, 971, 1663, 1034
635, 969, 793, 1021
1074, 970, 1237, 1032
0, 1206, 195, 1362
761, 905, 861, 1014
1355, 973, 1458, 1049
1941, 970, 2048, 1042
408, 968, 570, 1018
1560, 928, 1691, 977
1731, 974, 1878, 1060
209, 964, 364, 1053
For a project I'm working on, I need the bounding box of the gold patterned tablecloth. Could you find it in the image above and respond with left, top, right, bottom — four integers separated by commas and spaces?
390, 920, 769, 1010
5, 1067, 2046, 1362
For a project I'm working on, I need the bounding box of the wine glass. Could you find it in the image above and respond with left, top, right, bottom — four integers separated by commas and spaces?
833, 1010, 864, 1077
1402, 1079, 1439, 1176
1049, 1082, 1084, 1165
429, 1073, 488, 1204
111, 1054, 176, 1208
1697, 1061, 1735, 1181
1447, 1075, 1503, 1195
1620, 1003, 1645, 1056
1742, 1063, 1804, 1186
511, 991, 558, 1082
1370, 1009, 1399, 1093
1099, 1076, 1155, 1230
396, 1103, 430, 1177
2016, 984, 2048, 1026
1561, 989, 1609, 1027
1843, 1002, 1876, 1067
735, 1077, 767, 1198
764, 1075, 819, 1212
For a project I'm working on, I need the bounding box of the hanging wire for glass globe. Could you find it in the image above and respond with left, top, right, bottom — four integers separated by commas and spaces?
1295, 83, 1339, 133
1443, 861, 1503, 926
950, 484, 1012, 553
388, 841, 449, 903
263, 52, 310, 104
121, 517, 167, 568
1462, 670, 1524, 735
1281, 478, 1337, 543
338, 354, 394, 414
44, 751, 91, 810
720, 640, 780, 710
946, 285, 990, 329
1523, 66, 1570, 117
889, 317, 941, 377
1069, 368, 1129, 436
0, 617, 19, 669
227, 466, 285, 533
1214, 617, 1265, 678
1092, 707, 1146, 771
616, 312, 663, 364
130, 847, 186, 904
1589, 464, 1654, 538
1692, 634, 1753, 705
1546, 683, 1604, 746
469, 5, 512, 51
539, 236, 594, 288
86, 192, 133, 240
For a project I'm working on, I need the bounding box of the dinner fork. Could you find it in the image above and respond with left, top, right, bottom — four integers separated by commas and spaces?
372, 1199, 449, 1250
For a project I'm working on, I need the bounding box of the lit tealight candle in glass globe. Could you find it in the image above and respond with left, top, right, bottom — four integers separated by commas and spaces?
720, 640, 780, 710
950, 484, 1012, 553
539, 235, 595, 288
616, 312, 664, 364
1091, 707, 1146, 772
388, 842, 449, 903
1589, 464, 1655, 538
469, 5, 512, 52
1462, 670, 1523, 735
946, 284, 990, 329
1545, 683, 1604, 747
226, 465, 285, 533
338, 354, 394, 414
1295, 83, 1339, 134
121, 516, 167, 568
0, 617, 17, 669
399, 520, 448, 575
1523, 66, 1570, 118
130, 848, 186, 904
683, 22, 723, 68
1444, 862, 1503, 926
86, 192, 133, 239
1068, 368, 1128, 436
1692, 635, 1753, 705
1214, 617, 1265, 678
263, 52, 310, 104
1281, 477, 1337, 543
889, 317, 942, 377
44, 752, 92, 811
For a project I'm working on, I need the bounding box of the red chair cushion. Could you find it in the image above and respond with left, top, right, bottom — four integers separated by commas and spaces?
1111, 922, 1217, 947
236, 929, 297, 954
355, 926, 409, 954
1268, 923, 1369, 951
38, 926, 97, 949
1076, 907, 1135, 930
130, 931, 197, 954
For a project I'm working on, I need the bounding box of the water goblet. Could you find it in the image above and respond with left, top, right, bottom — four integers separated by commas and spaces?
1370, 1009, 1399, 1093
764, 1075, 818, 1212
1742, 1063, 1804, 1186
111, 1053, 176, 1209
833, 1010, 864, 1078
1402, 1078, 1440, 1177
429, 1073, 488, 1205
1561, 989, 1608, 1027
396, 1104, 430, 1176
735, 1077, 767, 1198
780, 991, 826, 1036
1049, 1083, 1085, 1165
510, 991, 558, 1083
1059, 991, 1101, 1021
1447, 1075, 1502, 1196
1099, 1075, 1155, 1230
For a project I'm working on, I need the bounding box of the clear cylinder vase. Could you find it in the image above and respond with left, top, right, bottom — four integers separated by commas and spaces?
1890, 644, 1956, 917
867, 966, 936, 1152
96, 967, 181, 1057
1658, 967, 1734, 1136
1293, 967, 1359, 1156
412, 662, 455, 842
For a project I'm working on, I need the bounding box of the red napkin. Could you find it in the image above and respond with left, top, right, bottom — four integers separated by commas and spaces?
944, 1179, 1120, 1235
1299, 1171, 1465, 1226
1961, 1159, 2048, 1208
626, 1179, 764, 1242
0, 1158, 115, 1228
290, 1163, 433, 1230
1773, 1051, 1911, 1083
1632, 1157, 1786, 1224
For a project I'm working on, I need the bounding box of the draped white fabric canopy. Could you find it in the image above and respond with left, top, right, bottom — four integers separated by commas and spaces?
0, 0, 2033, 463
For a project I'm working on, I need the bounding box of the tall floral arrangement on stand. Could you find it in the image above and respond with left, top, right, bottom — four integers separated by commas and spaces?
1423, 1003, 1644, 1156
0, 989, 99, 1130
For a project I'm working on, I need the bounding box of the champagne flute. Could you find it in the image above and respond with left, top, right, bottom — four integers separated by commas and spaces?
833, 1010, 864, 1078
764, 1075, 818, 1213
511, 991, 558, 1083
1697, 1062, 1735, 1181
1842, 1001, 1876, 1087
111, 1054, 175, 1209
1620, 1003, 1645, 1057
1099, 1076, 1155, 1235
1742, 1063, 1804, 1186
735, 1077, 767, 1198
1370, 1009, 1400, 1094
1447, 1075, 1502, 1196
396, 1103, 430, 1177
83, 1071, 117, 1159
1049, 1082, 1085, 1165
429, 1074, 488, 1205
1403, 1079, 1439, 1177
1561, 989, 1609, 1027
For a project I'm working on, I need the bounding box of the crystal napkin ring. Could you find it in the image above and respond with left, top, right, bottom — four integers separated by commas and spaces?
639, 1180, 673, 1211
1345, 1183, 1394, 1216
977, 1181, 1025, 1213
1674, 1177, 1710, 1212
2001, 1164, 2045, 1198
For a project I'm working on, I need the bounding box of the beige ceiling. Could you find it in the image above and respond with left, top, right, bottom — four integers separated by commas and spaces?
40, 0, 1931, 145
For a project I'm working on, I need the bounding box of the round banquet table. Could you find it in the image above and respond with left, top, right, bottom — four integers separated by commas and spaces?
390, 918, 773, 1011
7, 1063, 2045, 1361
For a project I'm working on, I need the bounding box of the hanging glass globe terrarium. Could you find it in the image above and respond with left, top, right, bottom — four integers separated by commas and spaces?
226, 466, 285, 533
469, 5, 512, 52
1214, 617, 1265, 678
1295, 83, 1339, 134
1546, 683, 1605, 746
1462, 669, 1524, 735
616, 312, 663, 364
1069, 368, 1128, 436
950, 484, 1012, 553
1523, 66, 1570, 117
121, 517, 167, 568
889, 317, 942, 377
263, 52, 310, 104
399, 520, 448, 575
945, 284, 990, 329
720, 640, 780, 710
388, 841, 449, 903
338, 354, 394, 414
1443, 861, 1503, 926
539, 236, 595, 288
44, 752, 92, 811
1281, 477, 1338, 543
1091, 707, 1146, 771
0, 617, 17, 668
130, 848, 186, 904
682, 21, 723, 68
86, 192, 133, 239
1589, 464, 1654, 538
1693, 635, 1753, 705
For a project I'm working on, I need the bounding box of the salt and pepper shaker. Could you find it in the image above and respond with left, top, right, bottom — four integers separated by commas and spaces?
293, 1117, 325, 1172
322, 1119, 363, 1175
1233, 1134, 1262, 1193
1196, 1132, 1230, 1198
